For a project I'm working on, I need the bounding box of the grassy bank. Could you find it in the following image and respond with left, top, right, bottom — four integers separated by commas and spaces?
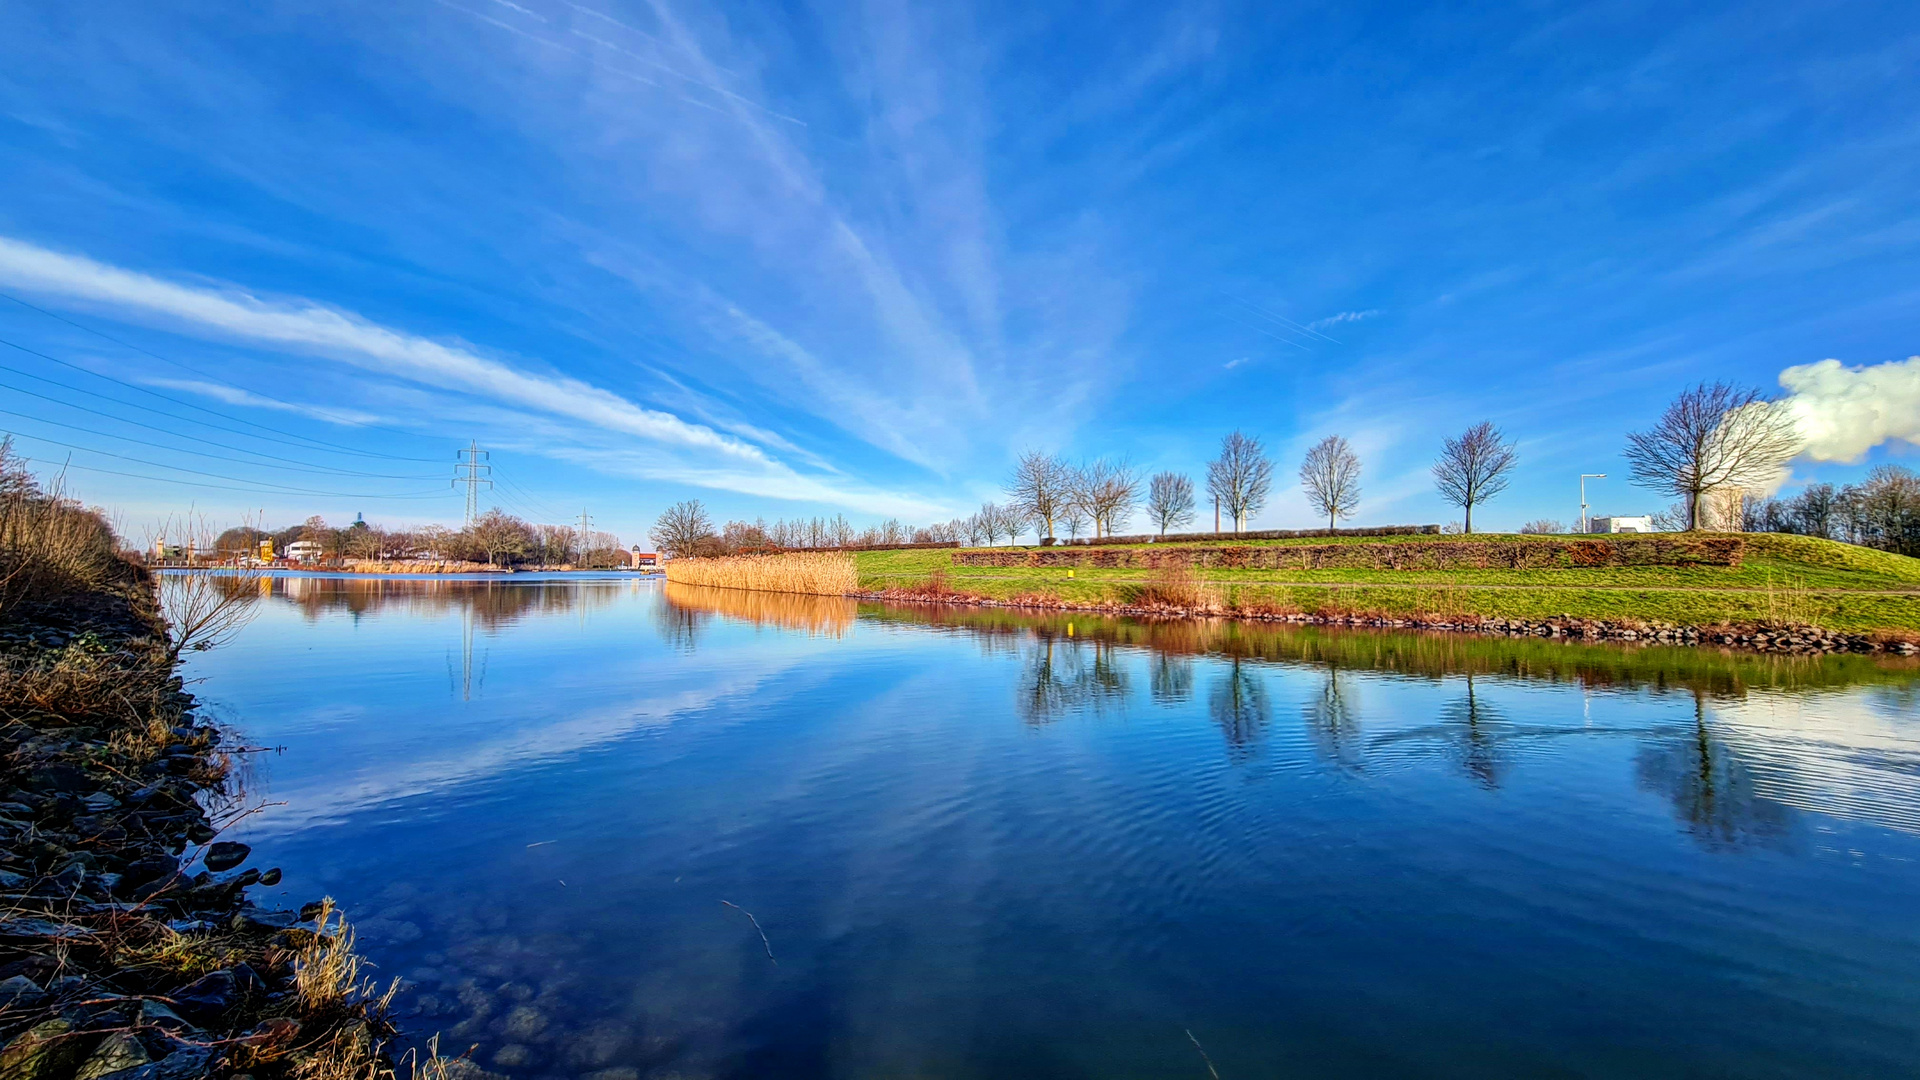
851, 532, 1920, 637
0, 445, 409, 1080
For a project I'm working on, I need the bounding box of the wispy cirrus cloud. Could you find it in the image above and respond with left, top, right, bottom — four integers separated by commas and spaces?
0, 235, 767, 461
0, 235, 957, 519
1307, 309, 1380, 331
141, 377, 385, 426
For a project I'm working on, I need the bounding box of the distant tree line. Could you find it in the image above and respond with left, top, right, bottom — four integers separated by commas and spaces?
211, 511, 629, 568
638, 378, 1905, 557
1736, 466, 1920, 556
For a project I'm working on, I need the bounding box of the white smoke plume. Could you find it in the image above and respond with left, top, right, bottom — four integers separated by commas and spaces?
1777, 355, 1920, 463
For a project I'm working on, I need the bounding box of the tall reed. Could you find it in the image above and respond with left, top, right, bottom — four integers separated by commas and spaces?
664, 551, 858, 595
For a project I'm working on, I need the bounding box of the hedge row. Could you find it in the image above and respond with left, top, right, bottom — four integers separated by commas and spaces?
1056, 525, 1440, 546
812, 541, 961, 552
954, 537, 1745, 570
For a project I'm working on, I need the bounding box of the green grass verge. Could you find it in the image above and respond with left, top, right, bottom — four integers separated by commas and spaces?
853, 533, 1920, 634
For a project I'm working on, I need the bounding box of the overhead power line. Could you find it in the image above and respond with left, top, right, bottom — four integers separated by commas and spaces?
0, 406, 442, 479
0, 375, 440, 478
0, 288, 444, 447
0, 334, 443, 462
4, 430, 460, 500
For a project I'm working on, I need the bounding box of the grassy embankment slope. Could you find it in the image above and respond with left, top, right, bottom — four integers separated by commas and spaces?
853, 533, 1920, 634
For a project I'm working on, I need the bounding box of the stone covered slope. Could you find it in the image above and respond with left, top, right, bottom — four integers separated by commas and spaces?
0, 567, 396, 1080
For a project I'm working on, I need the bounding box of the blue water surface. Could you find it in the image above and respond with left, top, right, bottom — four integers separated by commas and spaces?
174, 574, 1920, 1079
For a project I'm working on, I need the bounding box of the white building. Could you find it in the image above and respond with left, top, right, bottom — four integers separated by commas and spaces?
1588, 515, 1654, 534
285, 540, 325, 561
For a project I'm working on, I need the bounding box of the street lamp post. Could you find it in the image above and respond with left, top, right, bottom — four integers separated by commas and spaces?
1580, 473, 1606, 533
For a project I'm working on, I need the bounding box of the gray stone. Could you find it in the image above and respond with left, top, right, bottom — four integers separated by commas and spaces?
137, 999, 196, 1034
74, 1034, 149, 1080
498, 1005, 548, 1040
203, 842, 249, 873
0, 975, 45, 1009
0, 1019, 90, 1080
152, 1047, 212, 1080
491, 1044, 534, 1068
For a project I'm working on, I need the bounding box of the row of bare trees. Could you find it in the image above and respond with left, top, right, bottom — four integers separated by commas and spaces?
645, 379, 1830, 554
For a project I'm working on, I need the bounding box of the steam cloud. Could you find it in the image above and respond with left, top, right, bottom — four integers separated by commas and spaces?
1777, 355, 1920, 463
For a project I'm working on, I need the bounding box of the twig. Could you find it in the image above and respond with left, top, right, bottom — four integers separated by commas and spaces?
719, 900, 777, 965
1186, 1028, 1220, 1080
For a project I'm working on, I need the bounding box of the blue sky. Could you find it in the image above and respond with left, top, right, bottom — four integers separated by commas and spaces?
1, 0, 1916, 542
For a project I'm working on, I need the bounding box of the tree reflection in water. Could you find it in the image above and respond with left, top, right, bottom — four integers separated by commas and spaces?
1635, 692, 1791, 849
1208, 656, 1269, 761
1016, 632, 1130, 725
1150, 653, 1195, 705
1434, 674, 1512, 788
270, 574, 630, 630
1305, 666, 1364, 772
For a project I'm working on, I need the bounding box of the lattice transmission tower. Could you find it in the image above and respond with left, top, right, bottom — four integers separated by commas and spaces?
454, 440, 493, 524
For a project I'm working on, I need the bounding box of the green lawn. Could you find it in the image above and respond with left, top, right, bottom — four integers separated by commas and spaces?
852, 533, 1920, 634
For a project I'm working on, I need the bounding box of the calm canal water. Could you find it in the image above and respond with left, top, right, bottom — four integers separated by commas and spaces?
172, 573, 1920, 1079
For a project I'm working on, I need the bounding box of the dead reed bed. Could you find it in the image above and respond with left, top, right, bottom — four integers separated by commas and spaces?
664, 551, 858, 595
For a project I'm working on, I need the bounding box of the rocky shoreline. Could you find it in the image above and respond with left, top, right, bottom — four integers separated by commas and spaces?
0, 572, 401, 1080
856, 587, 1919, 655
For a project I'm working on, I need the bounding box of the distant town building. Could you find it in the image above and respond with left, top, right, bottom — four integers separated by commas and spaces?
286, 540, 324, 561
1588, 515, 1654, 534
629, 546, 659, 569
152, 540, 184, 560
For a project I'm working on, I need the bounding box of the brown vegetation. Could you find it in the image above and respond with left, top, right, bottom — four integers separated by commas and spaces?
663, 551, 858, 595
1, 443, 403, 1080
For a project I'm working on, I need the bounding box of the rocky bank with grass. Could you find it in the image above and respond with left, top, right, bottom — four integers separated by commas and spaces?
1, 512, 407, 1078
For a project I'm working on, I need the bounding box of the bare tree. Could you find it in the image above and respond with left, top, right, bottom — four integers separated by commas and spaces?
990, 502, 1028, 545
1299, 435, 1362, 529
1146, 472, 1196, 536
1624, 382, 1799, 530
1206, 432, 1274, 532
1007, 451, 1072, 542
155, 511, 261, 661
1084, 460, 1141, 538
468, 508, 531, 567
1519, 519, 1565, 534
650, 499, 714, 557
1431, 420, 1518, 533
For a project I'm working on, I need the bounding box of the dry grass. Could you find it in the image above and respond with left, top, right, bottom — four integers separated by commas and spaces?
0, 642, 171, 738
1763, 570, 1820, 628
295, 899, 399, 1018
0, 439, 125, 621
664, 551, 858, 595
1136, 560, 1222, 611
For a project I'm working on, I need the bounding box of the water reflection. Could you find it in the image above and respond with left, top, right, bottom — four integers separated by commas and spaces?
268, 572, 635, 629
1016, 632, 1130, 724
184, 578, 1920, 1080
1304, 667, 1364, 772
660, 582, 856, 641
1209, 656, 1270, 761
1636, 695, 1794, 848
862, 602, 1920, 698
857, 601, 1920, 842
